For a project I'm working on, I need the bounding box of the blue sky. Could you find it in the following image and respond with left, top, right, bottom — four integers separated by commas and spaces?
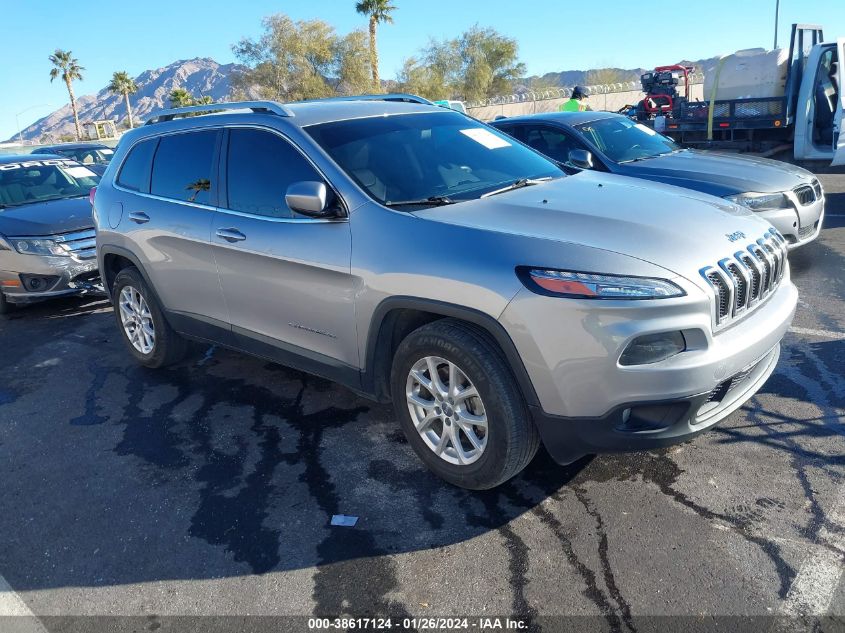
1, 0, 842, 140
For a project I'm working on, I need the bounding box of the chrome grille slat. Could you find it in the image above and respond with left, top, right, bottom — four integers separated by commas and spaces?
16, 228, 96, 262
793, 184, 816, 206
701, 229, 788, 329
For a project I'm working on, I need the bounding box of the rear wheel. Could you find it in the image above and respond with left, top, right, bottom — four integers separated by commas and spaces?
391, 319, 540, 489
112, 267, 186, 368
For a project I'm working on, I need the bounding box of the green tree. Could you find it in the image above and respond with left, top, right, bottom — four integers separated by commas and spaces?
48, 49, 84, 140
107, 71, 139, 129
355, 0, 396, 91
396, 55, 448, 100
455, 26, 525, 101
398, 26, 524, 102
231, 14, 370, 101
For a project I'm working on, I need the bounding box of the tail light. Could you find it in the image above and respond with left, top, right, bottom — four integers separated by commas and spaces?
89, 187, 97, 206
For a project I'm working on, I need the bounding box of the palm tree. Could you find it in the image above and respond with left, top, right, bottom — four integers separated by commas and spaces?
49, 49, 84, 140
355, 0, 397, 91
169, 88, 193, 108
107, 71, 139, 129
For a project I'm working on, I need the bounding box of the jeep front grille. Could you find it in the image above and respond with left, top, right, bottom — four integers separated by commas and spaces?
700, 228, 788, 330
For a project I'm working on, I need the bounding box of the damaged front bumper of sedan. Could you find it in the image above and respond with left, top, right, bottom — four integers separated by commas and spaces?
0, 229, 103, 304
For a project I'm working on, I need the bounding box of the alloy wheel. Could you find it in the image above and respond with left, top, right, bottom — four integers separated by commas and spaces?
405, 356, 488, 465
118, 285, 155, 355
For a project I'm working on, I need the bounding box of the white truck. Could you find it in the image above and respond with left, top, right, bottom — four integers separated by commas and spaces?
637, 25, 844, 167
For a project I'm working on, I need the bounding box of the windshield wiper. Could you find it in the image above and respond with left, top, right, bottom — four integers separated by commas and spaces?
384, 195, 455, 208
481, 177, 552, 198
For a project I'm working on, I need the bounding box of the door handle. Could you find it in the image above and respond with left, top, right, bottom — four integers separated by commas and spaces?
128, 211, 150, 224
216, 228, 246, 243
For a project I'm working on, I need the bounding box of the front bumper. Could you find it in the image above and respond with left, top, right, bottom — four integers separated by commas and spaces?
757, 195, 824, 250
500, 276, 797, 462
531, 343, 780, 464
0, 251, 101, 304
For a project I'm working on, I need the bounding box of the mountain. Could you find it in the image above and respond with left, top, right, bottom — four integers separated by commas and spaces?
15, 55, 721, 142
521, 57, 717, 90
12, 58, 245, 143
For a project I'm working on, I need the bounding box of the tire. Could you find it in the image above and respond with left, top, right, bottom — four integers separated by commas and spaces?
0, 292, 11, 316
390, 318, 540, 490
112, 267, 187, 368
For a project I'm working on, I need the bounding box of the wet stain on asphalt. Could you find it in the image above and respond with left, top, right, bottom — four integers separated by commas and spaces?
467, 490, 540, 632
572, 487, 635, 632
574, 449, 798, 599
69, 359, 111, 426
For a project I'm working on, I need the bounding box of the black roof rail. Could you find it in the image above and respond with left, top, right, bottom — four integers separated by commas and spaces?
145, 100, 295, 125
295, 93, 433, 105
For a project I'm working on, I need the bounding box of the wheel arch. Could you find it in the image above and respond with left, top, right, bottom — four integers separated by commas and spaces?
362, 296, 540, 408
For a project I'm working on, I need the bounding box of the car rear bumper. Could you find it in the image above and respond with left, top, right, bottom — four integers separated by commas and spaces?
532, 342, 780, 464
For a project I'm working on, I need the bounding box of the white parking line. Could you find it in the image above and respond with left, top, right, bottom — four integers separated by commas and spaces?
0, 574, 48, 632
789, 326, 845, 340
780, 484, 845, 618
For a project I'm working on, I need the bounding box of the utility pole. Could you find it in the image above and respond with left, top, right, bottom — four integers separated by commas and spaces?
774, 0, 780, 49
15, 104, 52, 145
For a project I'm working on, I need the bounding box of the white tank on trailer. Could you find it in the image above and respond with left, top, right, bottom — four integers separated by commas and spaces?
703, 47, 790, 100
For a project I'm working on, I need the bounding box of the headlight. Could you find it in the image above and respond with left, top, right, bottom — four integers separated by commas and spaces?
12, 238, 69, 257
520, 268, 685, 299
724, 192, 790, 211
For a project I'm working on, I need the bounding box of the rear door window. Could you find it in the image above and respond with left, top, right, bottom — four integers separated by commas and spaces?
116, 138, 157, 192
225, 128, 323, 219
150, 130, 219, 205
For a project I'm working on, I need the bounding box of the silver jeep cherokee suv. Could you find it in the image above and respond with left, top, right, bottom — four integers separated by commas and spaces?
94, 99, 797, 489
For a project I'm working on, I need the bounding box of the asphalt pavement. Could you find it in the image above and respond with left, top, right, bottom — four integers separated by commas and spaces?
0, 174, 843, 633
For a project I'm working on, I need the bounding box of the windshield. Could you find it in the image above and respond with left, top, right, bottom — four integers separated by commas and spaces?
0, 159, 100, 208
305, 111, 562, 206
574, 117, 680, 163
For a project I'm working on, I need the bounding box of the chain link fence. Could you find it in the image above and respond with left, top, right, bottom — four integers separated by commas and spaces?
464, 72, 705, 109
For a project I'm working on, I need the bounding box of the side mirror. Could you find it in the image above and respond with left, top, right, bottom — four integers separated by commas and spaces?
285, 181, 335, 218
568, 149, 594, 170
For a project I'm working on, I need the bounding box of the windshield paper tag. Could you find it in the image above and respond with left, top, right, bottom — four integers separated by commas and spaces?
64, 166, 97, 178
102, 149, 114, 154
635, 124, 658, 136
460, 128, 512, 149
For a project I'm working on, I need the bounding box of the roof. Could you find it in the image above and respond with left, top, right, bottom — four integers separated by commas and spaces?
0, 153, 66, 164
493, 110, 621, 127
283, 99, 444, 127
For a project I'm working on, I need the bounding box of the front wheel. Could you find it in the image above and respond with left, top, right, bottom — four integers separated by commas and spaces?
391, 319, 540, 489
112, 267, 186, 368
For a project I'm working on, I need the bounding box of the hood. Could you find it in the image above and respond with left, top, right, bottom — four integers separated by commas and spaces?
615, 149, 814, 197
0, 197, 94, 237
412, 171, 775, 285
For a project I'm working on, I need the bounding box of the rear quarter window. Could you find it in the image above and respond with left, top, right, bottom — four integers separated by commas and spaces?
116, 139, 157, 192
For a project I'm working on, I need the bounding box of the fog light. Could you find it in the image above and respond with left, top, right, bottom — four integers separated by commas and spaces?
620, 331, 686, 366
